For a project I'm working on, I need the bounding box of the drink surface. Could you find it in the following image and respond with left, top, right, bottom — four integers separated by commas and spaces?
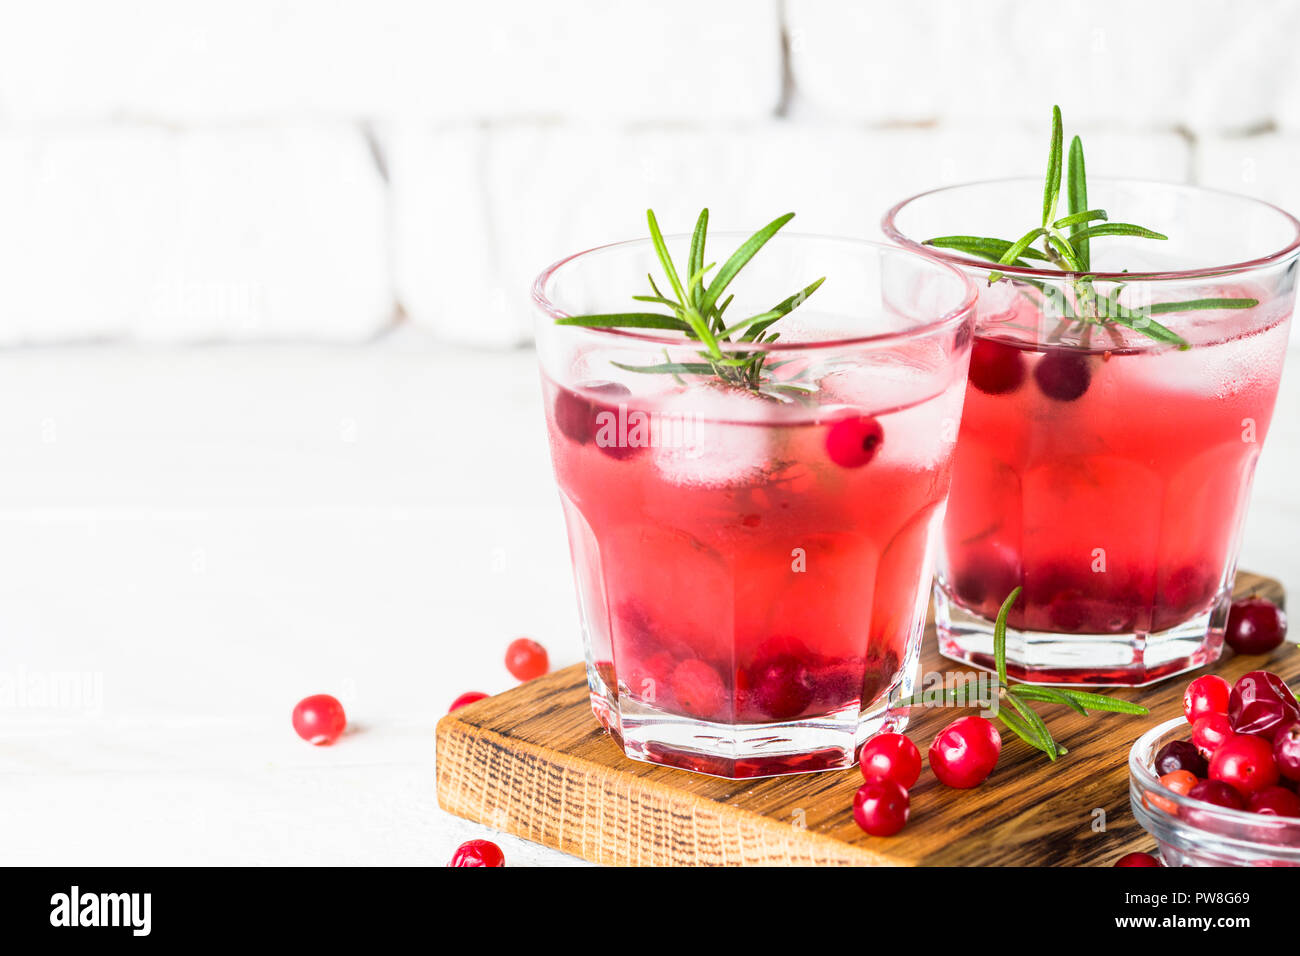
544, 350, 966, 727
943, 289, 1291, 638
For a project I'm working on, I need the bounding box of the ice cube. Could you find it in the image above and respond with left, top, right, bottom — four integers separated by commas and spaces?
649, 382, 787, 487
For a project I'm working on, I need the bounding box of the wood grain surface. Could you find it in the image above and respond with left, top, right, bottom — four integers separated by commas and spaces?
436, 572, 1290, 866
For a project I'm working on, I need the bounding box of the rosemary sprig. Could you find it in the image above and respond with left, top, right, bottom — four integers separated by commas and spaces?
923, 105, 1259, 350
555, 209, 825, 394
896, 586, 1149, 763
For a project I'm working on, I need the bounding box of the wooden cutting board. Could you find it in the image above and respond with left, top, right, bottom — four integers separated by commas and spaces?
436, 571, 1290, 866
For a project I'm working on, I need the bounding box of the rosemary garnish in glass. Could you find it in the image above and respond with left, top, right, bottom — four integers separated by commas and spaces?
554, 209, 824, 397
923, 105, 1258, 350
896, 587, 1149, 763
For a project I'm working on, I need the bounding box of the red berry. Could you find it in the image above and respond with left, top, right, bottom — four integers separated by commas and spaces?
929, 715, 1001, 789
553, 381, 631, 447
1183, 674, 1231, 724
1247, 784, 1300, 817
825, 415, 884, 468
448, 839, 505, 867
671, 659, 727, 720
1229, 670, 1300, 742
1187, 778, 1247, 811
1274, 721, 1300, 782
751, 654, 814, 721
1209, 733, 1280, 796
1114, 852, 1161, 867
968, 338, 1026, 395
1154, 739, 1208, 777
1225, 598, 1288, 655
852, 778, 910, 837
1191, 712, 1233, 760
449, 691, 488, 712
1148, 769, 1198, 814
859, 732, 922, 789
1033, 350, 1092, 401
292, 694, 347, 745
505, 638, 549, 681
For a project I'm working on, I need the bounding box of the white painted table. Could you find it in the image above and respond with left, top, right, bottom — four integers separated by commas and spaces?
2, 343, 1296, 866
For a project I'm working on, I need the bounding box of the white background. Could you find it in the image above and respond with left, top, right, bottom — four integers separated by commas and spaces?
2, 1, 1298, 866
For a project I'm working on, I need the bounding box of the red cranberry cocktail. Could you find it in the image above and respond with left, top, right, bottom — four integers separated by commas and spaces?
886, 177, 1300, 685
534, 226, 974, 777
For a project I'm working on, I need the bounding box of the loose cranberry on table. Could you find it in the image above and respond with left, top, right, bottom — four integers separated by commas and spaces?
859, 732, 922, 789
449, 691, 489, 712
448, 839, 505, 867
852, 778, 910, 837
1114, 851, 1162, 867
1247, 785, 1300, 817
929, 715, 1001, 789
505, 638, 550, 681
291, 694, 347, 745
1153, 739, 1208, 777
1208, 733, 1280, 796
1182, 674, 1231, 724
1228, 670, 1300, 742
1274, 722, 1300, 782
1187, 779, 1247, 812
1190, 712, 1233, 760
1225, 597, 1288, 656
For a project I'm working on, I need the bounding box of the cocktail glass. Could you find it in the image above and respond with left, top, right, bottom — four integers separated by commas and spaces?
533, 235, 975, 778
884, 178, 1300, 685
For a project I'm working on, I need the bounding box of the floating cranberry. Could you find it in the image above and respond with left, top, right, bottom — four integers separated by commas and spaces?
1210, 733, 1280, 796
1033, 350, 1092, 401
859, 732, 922, 789
968, 338, 1026, 395
929, 715, 1001, 789
751, 654, 814, 721
825, 415, 884, 468
1187, 778, 1247, 811
448, 839, 505, 867
1225, 598, 1288, 655
1154, 739, 1208, 778
292, 694, 347, 745
852, 778, 911, 837
1229, 671, 1300, 742
671, 659, 727, 720
1248, 785, 1300, 817
505, 638, 549, 681
553, 381, 631, 445
1183, 674, 1231, 725
1273, 722, 1300, 782
1191, 713, 1233, 760
449, 691, 489, 712
1114, 852, 1161, 867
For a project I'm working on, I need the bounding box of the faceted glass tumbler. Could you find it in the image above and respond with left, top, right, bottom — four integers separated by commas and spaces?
885, 178, 1300, 685
534, 234, 975, 777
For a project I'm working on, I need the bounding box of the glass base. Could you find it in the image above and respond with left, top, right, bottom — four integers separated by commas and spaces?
934, 581, 1229, 687
586, 642, 919, 780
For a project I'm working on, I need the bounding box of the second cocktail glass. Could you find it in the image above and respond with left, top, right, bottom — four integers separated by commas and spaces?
534, 230, 975, 777
885, 178, 1300, 685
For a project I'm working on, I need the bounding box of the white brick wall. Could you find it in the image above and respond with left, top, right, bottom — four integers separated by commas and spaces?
0, 1, 1297, 345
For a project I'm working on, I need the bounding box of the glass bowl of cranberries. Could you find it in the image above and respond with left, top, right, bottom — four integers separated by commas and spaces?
1129, 669, 1300, 866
